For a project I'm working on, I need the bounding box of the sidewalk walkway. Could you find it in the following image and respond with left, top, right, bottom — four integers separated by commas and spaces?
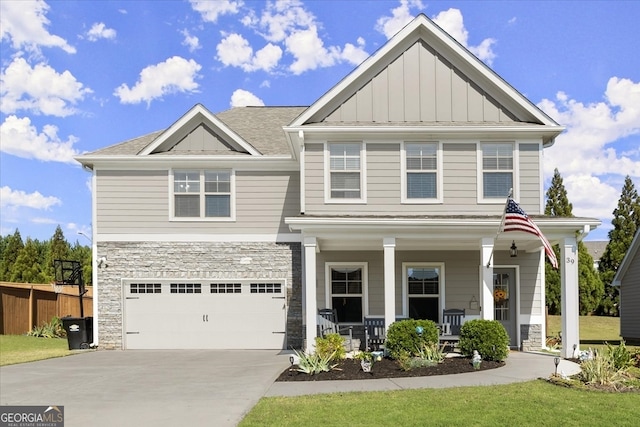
265, 351, 580, 397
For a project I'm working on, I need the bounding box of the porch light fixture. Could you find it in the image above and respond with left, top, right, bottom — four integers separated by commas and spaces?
509, 241, 518, 257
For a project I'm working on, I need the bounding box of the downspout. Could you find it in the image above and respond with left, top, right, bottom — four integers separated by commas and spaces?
299, 130, 305, 214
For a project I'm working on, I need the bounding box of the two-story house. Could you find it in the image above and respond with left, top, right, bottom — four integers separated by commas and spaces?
77, 14, 599, 358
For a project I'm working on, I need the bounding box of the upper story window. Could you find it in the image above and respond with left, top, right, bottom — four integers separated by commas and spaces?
172, 170, 233, 220
402, 142, 442, 203
326, 142, 365, 202
480, 143, 513, 200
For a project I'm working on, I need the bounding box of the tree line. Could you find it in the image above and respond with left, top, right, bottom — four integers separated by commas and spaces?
0, 225, 92, 286
545, 173, 640, 316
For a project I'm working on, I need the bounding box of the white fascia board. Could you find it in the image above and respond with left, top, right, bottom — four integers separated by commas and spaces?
78, 155, 299, 171
138, 104, 262, 156
96, 233, 302, 243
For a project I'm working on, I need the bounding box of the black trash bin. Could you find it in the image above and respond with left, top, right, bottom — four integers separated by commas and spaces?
62, 316, 93, 350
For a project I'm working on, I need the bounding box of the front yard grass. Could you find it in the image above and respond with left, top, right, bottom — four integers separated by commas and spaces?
546, 315, 639, 352
0, 335, 72, 366
240, 380, 639, 426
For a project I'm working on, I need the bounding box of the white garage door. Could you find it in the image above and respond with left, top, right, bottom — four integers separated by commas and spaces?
123, 281, 287, 349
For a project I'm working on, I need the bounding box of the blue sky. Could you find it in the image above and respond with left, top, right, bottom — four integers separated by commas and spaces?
1, 0, 638, 243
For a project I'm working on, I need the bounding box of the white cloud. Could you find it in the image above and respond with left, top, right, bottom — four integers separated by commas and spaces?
256, 0, 316, 43
0, 186, 61, 210
538, 77, 640, 227
216, 33, 282, 72
86, 22, 116, 41
376, 0, 424, 39
181, 29, 200, 52
114, 56, 202, 105
0, 57, 92, 117
432, 8, 496, 65
230, 89, 264, 107
0, 0, 76, 54
539, 77, 640, 178
190, 0, 242, 23
0, 115, 81, 163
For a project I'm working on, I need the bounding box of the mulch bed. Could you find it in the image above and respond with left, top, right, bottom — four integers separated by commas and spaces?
276, 356, 504, 382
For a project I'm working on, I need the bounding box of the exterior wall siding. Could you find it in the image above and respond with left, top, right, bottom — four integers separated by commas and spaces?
95, 169, 300, 235
96, 241, 302, 349
304, 141, 542, 215
621, 249, 640, 340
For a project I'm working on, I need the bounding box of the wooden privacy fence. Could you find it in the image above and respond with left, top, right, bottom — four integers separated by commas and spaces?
0, 282, 93, 335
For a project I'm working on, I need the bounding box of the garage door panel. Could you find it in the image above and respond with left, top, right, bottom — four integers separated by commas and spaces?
123, 282, 286, 349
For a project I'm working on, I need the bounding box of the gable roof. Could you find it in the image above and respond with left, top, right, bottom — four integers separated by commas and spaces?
77, 105, 306, 166
287, 14, 563, 145
612, 231, 640, 286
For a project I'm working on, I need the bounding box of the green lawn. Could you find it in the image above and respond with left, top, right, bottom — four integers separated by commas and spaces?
240, 380, 639, 426
546, 315, 638, 352
0, 335, 73, 366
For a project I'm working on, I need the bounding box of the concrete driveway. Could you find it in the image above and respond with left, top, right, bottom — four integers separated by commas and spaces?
0, 350, 290, 427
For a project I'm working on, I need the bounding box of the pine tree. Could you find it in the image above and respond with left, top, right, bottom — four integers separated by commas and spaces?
0, 230, 24, 281
45, 225, 71, 280
544, 169, 603, 314
598, 176, 640, 316
10, 238, 43, 283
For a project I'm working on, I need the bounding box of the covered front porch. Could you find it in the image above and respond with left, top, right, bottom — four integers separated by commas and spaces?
287, 216, 596, 358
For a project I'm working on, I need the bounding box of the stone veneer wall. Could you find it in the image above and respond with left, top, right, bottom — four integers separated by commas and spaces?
520, 323, 543, 351
96, 241, 302, 349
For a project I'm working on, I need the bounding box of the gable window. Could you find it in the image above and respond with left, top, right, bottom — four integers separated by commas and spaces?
481, 143, 513, 200
327, 142, 364, 201
172, 169, 233, 219
403, 264, 443, 323
402, 142, 441, 202
327, 264, 367, 323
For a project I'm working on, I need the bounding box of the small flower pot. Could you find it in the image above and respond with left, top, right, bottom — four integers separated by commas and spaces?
361, 360, 372, 372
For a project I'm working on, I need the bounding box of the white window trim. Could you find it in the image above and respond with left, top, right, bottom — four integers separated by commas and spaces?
401, 141, 443, 204
169, 168, 236, 222
324, 262, 369, 324
401, 262, 445, 323
323, 141, 367, 204
476, 141, 519, 204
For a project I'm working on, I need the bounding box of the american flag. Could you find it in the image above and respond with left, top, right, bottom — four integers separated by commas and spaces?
503, 198, 558, 269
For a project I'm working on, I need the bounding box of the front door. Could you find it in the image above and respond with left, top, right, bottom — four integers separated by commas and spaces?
493, 268, 516, 347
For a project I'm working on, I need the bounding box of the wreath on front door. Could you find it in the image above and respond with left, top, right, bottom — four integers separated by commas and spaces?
493, 288, 508, 303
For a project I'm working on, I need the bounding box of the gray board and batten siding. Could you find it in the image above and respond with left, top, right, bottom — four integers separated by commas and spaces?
620, 246, 640, 341
95, 169, 300, 235
303, 142, 542, 215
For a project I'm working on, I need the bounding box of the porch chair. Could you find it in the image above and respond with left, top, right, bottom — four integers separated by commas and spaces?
364, 317, 386, 351
317, 308, 355, 352
440, 308, 466, 343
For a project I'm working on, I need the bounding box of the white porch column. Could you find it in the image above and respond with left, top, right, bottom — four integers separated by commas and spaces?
383, 237, 396, 332
304, 236, 317, 354
561, 236, 579, 358
481, 238, 495, 320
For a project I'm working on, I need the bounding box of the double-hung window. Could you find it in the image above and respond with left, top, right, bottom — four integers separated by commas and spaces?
404, 264, 442, 323
173, 170, 232, 219
481, 143, 513, 200
327, 143, 363, 201
328, 264, 366, 323
403, 142, 441, 202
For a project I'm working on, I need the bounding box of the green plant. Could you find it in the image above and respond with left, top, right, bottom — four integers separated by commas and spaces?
385, 319, 439, 360
315, 333, 346, 361
605, 341, 634, 371
27, 316, 66, 339
459, 319, 509, 361
579, 351, 622, 386
355, 351, 373, 362
292, 348, 338, 375
416, 342, 445, 363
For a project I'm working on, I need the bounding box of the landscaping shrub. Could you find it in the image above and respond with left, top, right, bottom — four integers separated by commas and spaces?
292, 349, 338, 375
385, 319, 439, 359
579, 351, 622, 386
27, 316, 66, 339
459, 319, 509, 361
315, 333, 346, 361
605, 341, 634, 371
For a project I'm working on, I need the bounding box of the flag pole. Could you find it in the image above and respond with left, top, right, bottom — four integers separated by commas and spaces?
486, 188, 513, 268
